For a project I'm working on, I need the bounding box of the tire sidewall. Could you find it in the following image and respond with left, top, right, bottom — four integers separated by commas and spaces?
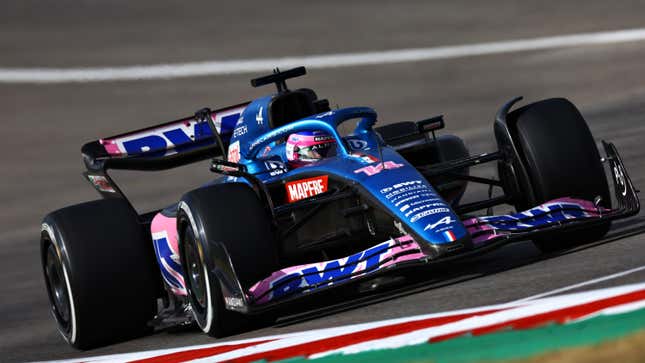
177, 183, 276, 337
40, 198, 158, 349
177, 200, 217, 333
41, 221, 78, 345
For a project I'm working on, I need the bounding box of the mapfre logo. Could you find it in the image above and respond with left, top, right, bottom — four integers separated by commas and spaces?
285, 176, 329, 203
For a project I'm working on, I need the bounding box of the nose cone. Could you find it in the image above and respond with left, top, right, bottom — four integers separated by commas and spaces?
351, 150, 470, 255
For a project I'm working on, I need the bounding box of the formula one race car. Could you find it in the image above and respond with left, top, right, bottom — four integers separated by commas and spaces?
40, 67, 640, 349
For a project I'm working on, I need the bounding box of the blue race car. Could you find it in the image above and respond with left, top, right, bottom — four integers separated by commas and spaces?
40, 67, 639, 349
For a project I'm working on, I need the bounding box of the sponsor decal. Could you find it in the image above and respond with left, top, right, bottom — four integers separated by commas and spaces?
410, 207, 450, 223
315, 111, 334, 118
87, 175, 116, 193
270, 242, 390, 300
613, 164, 627, 196
256, 106, 264, 125
314, 135, 334, 142
232, 124, 248, 137
249, 123, 300, 152
347, 138, 369, 150
379, 180, 445, 223
410, 200, 444, 208
285, 141, 295, 158
380, 180, 423, 194
265, 160, 287, 177
224, 297, 245, 308
394, 193, 425, 211
434, 225, 455, 233
349, 153, 378, 164
354, 161, 404, 176
402, 200, 445, 214
227, 141, 241, 163
465, 198, 608, 245
384, 185, 428, 200
403, 203, 446, 218
102, 106, 245, 157
310, 143, 331, 151
285, 175, 329, 203
476, 201, 589, 230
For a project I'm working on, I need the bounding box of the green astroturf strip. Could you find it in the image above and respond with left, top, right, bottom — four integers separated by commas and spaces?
269, 307, 645, 363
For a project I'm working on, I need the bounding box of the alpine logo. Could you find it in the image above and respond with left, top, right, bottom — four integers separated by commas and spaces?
286, 176, 329, 203
424, 216, 455, 231
256, 106, 264, 125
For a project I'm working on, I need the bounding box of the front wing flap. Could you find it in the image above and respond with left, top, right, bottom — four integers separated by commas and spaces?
464, 140, 639, 247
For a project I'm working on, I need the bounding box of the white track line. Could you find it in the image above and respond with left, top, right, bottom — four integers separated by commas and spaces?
511, 265, 645, 303
3, 28, 645, 83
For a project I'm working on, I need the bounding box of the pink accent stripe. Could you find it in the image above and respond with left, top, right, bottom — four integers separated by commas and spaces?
151, 214, 179, 256
100, 139, 122, 156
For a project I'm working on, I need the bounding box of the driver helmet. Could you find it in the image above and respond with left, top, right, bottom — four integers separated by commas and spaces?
286, 131, 336, 167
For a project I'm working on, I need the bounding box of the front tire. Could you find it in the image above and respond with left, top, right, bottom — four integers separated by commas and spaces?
177, 183, 278, 337
510, 98, 611, 252
41, 199, 158, 349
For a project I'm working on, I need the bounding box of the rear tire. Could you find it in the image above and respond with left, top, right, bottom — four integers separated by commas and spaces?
177, 183, 278, 337
510, 98, 611, 252
41, 199, 158, 349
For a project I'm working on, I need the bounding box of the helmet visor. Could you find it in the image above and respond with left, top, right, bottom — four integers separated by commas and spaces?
295, 143, 334, 161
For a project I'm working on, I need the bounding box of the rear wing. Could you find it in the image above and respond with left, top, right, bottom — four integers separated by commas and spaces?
82, 103, 248, 199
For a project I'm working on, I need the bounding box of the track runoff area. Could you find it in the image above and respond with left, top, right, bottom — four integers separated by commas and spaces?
42, 269, 645, 363
32, 28, 645, 362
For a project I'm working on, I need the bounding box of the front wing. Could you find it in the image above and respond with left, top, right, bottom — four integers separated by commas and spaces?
237, 141, 639, 310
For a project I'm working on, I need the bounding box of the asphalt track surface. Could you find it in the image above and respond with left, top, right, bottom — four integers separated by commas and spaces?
1, 1, 645, 361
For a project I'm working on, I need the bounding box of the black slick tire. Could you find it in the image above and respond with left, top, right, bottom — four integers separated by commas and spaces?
40, 198, 158, 349
510, 98, 611, 252
177, 183, 278, 337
